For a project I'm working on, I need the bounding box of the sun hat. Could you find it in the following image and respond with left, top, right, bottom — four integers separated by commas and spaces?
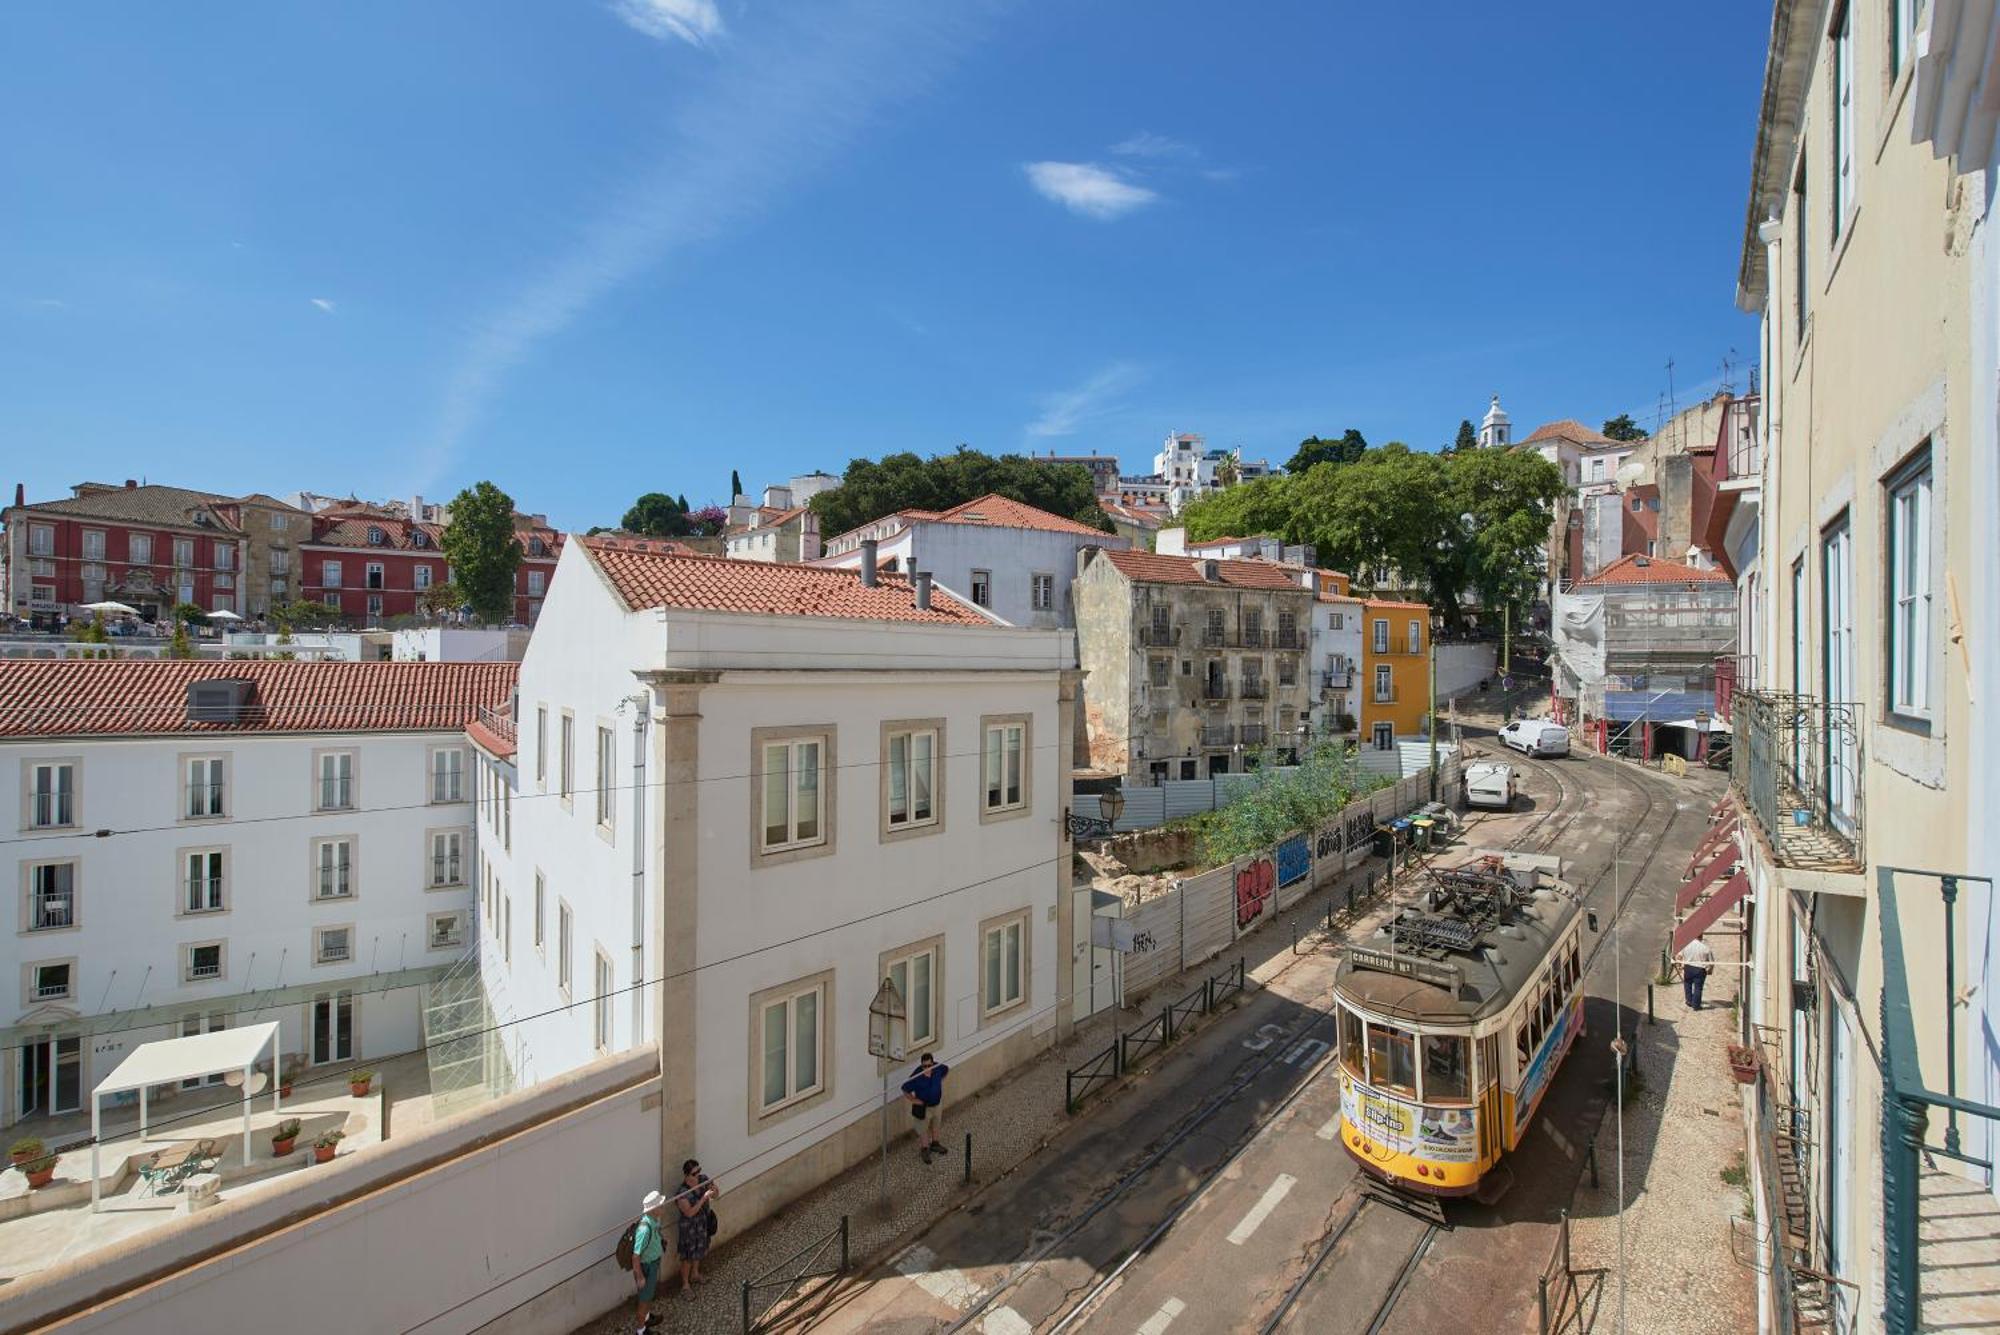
642, 1189, 667, 1211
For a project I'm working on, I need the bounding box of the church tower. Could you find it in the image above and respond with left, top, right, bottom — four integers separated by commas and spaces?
1477, 394, 1511, 448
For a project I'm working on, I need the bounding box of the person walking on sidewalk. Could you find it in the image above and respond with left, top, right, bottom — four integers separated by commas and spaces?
902, 1053, 952, 1163
629, 1190, 668, 1331
1680, 936, 1717, 1011
673, 1158, 719, 1297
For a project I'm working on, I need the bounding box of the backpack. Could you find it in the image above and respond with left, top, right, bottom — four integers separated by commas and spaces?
614, 1217, 642, 1269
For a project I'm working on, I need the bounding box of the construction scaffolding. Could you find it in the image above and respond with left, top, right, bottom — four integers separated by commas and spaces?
1551, 575, 1736, 758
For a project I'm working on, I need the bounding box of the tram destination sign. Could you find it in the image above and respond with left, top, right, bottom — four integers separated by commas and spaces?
1346, 946, 1462, 991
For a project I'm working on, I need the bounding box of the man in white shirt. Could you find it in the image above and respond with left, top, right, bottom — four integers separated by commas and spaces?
1680, 936, 1717, 1011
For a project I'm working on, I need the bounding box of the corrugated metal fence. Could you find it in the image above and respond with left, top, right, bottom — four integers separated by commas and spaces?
1118, 759, 1460, 999
1075, 745, 1456, 834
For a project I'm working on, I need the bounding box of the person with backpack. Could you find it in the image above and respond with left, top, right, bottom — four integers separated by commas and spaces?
674, 1158, 719, 1296
622, 1190, 668, 1332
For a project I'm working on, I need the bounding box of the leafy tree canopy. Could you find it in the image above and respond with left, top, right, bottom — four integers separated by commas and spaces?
1284, 429, 1368, 473
1602, 413, 1649, 442
1453, 419, 1479, 452
730, 469, 744, 501
622, 492, 690, 537
808, 447, 1111, 538
440, 481, 525, 625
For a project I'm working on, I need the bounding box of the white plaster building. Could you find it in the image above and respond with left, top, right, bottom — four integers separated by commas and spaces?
1150, 433, 1272, 514
466, 537, 1077, 1231
1312, 590, 1365, 735
0, 659, 513, 1127
1477, 394, 1512, 449
816, 493, 1125, 628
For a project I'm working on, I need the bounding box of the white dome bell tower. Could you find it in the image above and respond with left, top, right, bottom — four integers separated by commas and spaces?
1478, 394, 1511, 448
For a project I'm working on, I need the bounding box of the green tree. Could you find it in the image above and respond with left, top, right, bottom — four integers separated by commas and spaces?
808, 447, 1111, 538
440, 481, 524, 625
622, 492, 690, 537
274, 598, 341, 631
1453, 419, 1479, 452
69, 614, 109, 644
1602, 413, 1649, 442
1181, 475, 1306, 545
675, 492, 689, 512
170, 601, 207, 627
1284, 429, 1368, 473
1442, 445, 1568, 620
168, 622, 193, 658
420, 582, 468, 619
730, 469, 744, 501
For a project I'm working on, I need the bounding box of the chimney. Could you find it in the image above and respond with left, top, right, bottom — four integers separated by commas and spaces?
914, 571, 932, 610
860, 539, 878, 587
1077, 545, 1100, 577
12, 483, 21, 507
125, 479, 138, 489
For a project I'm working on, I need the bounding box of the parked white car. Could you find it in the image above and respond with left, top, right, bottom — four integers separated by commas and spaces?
1499, 718, 1570, 757
1464, 761, 1518, 811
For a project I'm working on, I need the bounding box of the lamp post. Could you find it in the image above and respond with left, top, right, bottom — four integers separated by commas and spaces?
1064, 788, 1125, 841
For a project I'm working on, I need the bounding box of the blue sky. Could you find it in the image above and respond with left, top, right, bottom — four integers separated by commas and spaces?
2, 1, 1768, 529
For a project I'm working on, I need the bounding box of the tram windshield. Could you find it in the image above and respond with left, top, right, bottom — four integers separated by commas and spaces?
1366, 1022, 1417, 1097
1422, 1033, 1471, 1102
1339, 1005, 1365, 1078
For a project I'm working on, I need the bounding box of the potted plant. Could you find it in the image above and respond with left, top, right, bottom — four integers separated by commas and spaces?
347, 1070, 375, 1098
313, 1130, 344, 1164
270, 1119, 302, 1156
1726, 1043, 1760, 1085
279, 1074, 295, 1099
20, 1151, 57, 1189
10, 1137, 44, 1167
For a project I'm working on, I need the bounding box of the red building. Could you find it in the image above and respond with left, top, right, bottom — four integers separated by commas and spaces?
299, 507, 563, 625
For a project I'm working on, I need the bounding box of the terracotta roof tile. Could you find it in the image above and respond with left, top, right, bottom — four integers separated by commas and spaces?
0, 660, 518, 739
1098, 549, 1307, 591
1574, 554, 1730, 587
15, 484, 238, 531
1099, 501, 1165, 528
581, 538, 994, 625
931, 494, 1108, 537
1519, 419, 1620, 448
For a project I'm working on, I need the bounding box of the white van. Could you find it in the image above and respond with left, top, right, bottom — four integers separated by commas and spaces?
1499, 718, 1571, 757
1464, 761, 1518, 811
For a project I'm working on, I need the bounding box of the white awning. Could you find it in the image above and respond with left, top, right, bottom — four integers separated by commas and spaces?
1661, 717, 1733, 734
92, 1022, 279, 1097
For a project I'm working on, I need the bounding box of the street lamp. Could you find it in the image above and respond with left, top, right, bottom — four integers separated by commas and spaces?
1064, 787, 1125, 841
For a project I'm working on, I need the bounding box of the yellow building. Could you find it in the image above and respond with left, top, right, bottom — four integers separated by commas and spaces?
1359, 599, 1429, 750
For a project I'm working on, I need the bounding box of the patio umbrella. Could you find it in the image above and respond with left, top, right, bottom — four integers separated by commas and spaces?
81, 601, 139, 616
207, 609, 242, 621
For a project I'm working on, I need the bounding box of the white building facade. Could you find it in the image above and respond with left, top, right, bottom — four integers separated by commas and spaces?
0, 659, 512, 1128
468, 538, 1078, 1232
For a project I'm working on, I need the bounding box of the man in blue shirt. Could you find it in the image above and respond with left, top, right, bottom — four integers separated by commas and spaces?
901, 1054, 952, 1163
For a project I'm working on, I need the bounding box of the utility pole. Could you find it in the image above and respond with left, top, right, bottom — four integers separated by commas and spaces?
1427, 638, 1439, 800
1502, 602, 1511, 675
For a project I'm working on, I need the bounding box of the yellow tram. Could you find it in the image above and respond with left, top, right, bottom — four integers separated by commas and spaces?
1332, 852, 1591, 1197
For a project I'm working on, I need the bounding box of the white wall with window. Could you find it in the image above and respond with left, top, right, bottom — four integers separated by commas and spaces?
0, 707, 491, 1126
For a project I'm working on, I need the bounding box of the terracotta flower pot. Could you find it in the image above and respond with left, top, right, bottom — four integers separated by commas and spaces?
1726, 1045, 1760, 1085
271, 1137, 297, 1157
314, 1144, 337, 1164
9, 1150, 32, 1166
348, 1079, 371, 1097
279, 1083, 294, 1099
24, 1164, 56, 1189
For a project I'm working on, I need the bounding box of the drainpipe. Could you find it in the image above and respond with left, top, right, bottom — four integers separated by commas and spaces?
625, 692, 651, 1044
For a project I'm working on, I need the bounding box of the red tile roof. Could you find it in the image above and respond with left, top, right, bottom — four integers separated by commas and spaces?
932, 493, 1107, 536
1575, 554, 1731, 587
1098, 549, 1307, 591
310, 511, 448, 552
1519, 419, 1620, 448
1363, 598, 1432, 611
466, 715, 517, 759
581, 538, 995, 625
0, 660, 518, 739
1099, 501, 1165, 529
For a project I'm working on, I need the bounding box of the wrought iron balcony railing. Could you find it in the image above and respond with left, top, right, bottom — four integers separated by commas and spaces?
1240, 679, 1269, 700
1877, 867, 2000, 1335
1320, 669, 1352, 691
1239, 724, 1268, 746
1200, 724, 1234, 747
1713, 653, 1755, 725
1201, 679, 1232, 700
1138, 624, 1180, 647
476, 705, 518, 743
1273, 628, 1305, 650
1731, 690, 1864, 872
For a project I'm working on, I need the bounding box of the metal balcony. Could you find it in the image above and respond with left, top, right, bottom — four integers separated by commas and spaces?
1273, 628, 1305, 651
1239, 724, 1268, 746
1320, 669, 1352, 691
1201, 679, 1232, 700
1731, 690, 1864, 872
476, 705, 518, 743
1240, 679, 1269, 700
1713, 653, 1754, 725
1138, 624, 1180, 647
1200, 724, 1234, 747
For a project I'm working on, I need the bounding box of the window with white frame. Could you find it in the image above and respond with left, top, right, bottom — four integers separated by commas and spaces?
313, 925, 353, 965
215, 543, 235, 571
595, 726, 616, 828
27, 862, 75, 930
887, 944, 937, 1048
313, 838, 354, 900
502, 895, 512, 964
1031, 573, 1054, 611
528, 570, 546, 597
533, 871, 546, 951
886, 726, 937, 830
184, 849, 225, 913
536, 707, 548, 786
28, 524, 53, 556
316, 751, 354, 811
970, 570, 992, 607
173, 537, 194, 569
760, 735, 825, 852
428, 910, 466, 950
1372, 722, 1395, 750
1886, 446, 1933, 722
185, 756, 225, 818
1891, 0, 1916, 73
758, 981, 824, 1113
31, 960, 74, 1001
1372, 619, 1389, 654
81, 528, 104, 560
1374, 664, 1394, 701
982, 720, 1026, 814
1330, 611, 1344, 630
183, 941, 224, 982
1407, 619, 1421, 655
270, 549, 290, 575
1833, 2, 1854, 236
28, 761, 75, 828
430, 746, 464, 803
322, 560, 342, 588
559, 714, 575, 802
430, 830, 465, 886
557, 901, 574, 996
981, 915, 1025, 1016
414, 564, 433, 589
129, 533, 152, 564
594, 951, 614, 1051
367, 593, 383, 617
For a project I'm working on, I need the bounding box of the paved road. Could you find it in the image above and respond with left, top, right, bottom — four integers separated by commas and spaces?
804, 738, 1723, 1335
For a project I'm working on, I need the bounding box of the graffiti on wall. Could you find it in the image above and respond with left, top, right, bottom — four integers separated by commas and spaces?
1275, 835, 1311, 888
1235, 856, 1275, 927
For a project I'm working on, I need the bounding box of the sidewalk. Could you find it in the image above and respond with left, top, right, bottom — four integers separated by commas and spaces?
573, 858, 1394, 1335
1563, 927, 1757, 1334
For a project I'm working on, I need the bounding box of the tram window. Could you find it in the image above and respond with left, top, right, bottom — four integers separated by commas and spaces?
1339, 1007, 1366, 1078
1540, 977, 1556, 1032
1516, 1021, 1531, 1066
1367, 1023, 1417, 1096
1423, 1033, 1471, 1102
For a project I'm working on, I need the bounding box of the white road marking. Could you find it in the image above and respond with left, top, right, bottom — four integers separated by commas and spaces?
982, 1307, 1033, 1335
1138, 1296, 1188, 1334
1227, 1173, 1298, 1245
1281, 1037, 1329, 1067
1243, 1022, 1288, 1051
1315, 1114, 1341, 1141
895, 1244, 982, 1310
1543, 1121, 1575, 1159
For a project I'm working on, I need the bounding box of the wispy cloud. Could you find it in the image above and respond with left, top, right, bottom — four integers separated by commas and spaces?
418, 4, 990, 487
611, 0, 724, 46
310, 298, 336, 313
1027, 361, 1146, 438
1023, 162, 1158, 221
1111, 131, 1194, 160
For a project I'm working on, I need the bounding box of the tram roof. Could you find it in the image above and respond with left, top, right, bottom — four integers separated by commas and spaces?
1335, 883, 1581, 1025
